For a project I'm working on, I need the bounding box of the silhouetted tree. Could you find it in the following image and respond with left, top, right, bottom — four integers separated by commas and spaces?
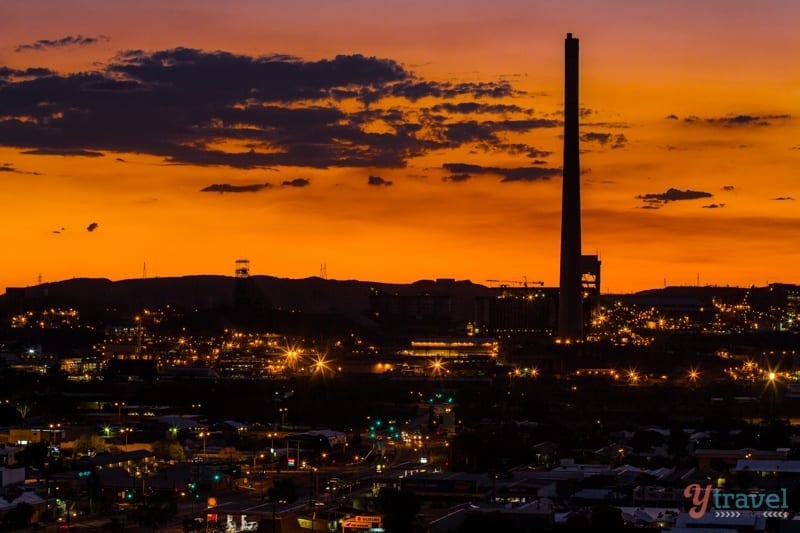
151, 437, 186, 461
73, 433, 109, 456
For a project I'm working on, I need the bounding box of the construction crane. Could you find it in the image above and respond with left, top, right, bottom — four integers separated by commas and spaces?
486, 276, 545, 288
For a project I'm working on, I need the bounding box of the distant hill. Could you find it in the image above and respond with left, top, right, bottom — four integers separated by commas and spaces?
0, 275, 493, 324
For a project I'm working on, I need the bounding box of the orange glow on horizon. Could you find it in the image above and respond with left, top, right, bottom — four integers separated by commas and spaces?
1, 2, 798, 293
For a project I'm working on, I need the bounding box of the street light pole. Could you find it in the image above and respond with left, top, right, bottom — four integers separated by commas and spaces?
309, 466, 316, 533
196, 431, 209, 461
253, 453, 264, 473
114, 401, 125, 424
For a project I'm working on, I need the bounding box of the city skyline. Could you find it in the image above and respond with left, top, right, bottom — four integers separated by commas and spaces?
1, 1, 799, 293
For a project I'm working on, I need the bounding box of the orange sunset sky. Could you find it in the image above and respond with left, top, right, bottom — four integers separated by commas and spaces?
1, 0, 798, 293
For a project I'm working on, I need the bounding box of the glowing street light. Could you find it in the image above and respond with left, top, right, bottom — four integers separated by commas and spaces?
430, 358, 445, 376
312, 354, 331, 375
764, 367, 779, 420
688, 367, 700, 388
283, 342, 302, 370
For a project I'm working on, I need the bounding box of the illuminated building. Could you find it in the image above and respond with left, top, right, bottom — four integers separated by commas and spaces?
400, 337, 498, 358
477, 287, 559, 336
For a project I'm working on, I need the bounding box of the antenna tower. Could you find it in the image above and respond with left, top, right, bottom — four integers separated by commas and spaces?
235, 259, 251, 278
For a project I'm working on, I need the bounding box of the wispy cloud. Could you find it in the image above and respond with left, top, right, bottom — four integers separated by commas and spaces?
15, 35, 109, 52
673, 113, 792, 127
22, 148, 104, 157
200, 183, 272, 193
580, 132, 627, 149
636, 187, 713, 209
0, 162, 41, 175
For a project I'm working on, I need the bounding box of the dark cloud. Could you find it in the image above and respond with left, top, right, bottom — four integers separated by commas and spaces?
636, 187, 713, 208
86, 222, 99, 232
579, 107, 593, 117
679, 113, 791, 127
702, 203, 726, 209
22, 148, 104, 157
665, 114, 679, 120
368, 175, 393, 187
0, 66, 55, 80
707, 114, 791, 126
442, 118, 559, 145
282, 178, 310, 187
580, 132, 627, 148
610, 134, 628, 149
200, 183, 272, 193
0, 48, 533, 169
443, 121, 497, 143
16, 35, 109, 52
442, 162, 560, 183
580, 132, 610, 144
722, 185, 735, 191
772, 196, 795, 201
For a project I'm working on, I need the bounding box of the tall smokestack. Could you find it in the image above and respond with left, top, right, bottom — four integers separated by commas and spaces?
558, 32, 583, 341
